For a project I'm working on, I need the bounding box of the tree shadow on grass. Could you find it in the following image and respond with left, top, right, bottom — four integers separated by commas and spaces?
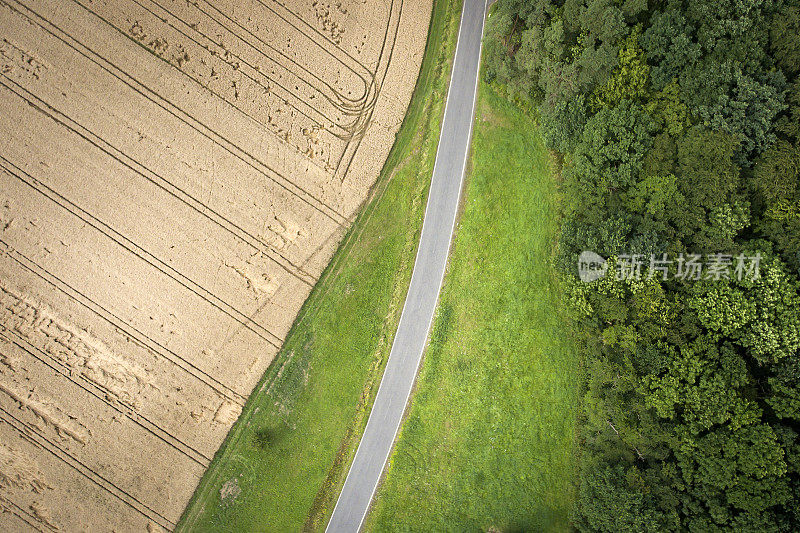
253, 424, 289, 451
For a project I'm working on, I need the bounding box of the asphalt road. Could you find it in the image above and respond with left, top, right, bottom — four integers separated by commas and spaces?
325, 1, 489, 531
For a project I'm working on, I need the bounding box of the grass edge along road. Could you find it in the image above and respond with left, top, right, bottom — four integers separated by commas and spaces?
366, 81, 580, 532
175, 0, 462, 530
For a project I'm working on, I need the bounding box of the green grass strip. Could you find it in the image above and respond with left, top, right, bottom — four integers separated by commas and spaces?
175, 0, 462, 531
366, 81, 580, 532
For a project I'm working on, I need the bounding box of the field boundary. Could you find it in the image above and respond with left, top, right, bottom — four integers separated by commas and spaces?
175, 0, 461, 530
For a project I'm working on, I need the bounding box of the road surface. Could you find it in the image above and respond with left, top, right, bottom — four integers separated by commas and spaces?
325, 1, 489, 531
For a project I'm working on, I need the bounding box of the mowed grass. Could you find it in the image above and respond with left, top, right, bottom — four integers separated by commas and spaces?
176, 1, 462, 531
366, 83, 580, 532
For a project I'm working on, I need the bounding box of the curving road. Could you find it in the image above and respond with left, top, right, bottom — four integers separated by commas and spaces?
326, 1, 489, 531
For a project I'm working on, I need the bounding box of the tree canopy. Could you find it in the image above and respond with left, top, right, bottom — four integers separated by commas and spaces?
485, 0, 800, 529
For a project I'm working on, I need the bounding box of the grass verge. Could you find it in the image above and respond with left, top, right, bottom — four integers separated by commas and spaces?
175, 1, 461, 531
365, 82, 580, 532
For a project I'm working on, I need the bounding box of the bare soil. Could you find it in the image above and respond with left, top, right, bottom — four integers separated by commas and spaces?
0, 0, 430, 530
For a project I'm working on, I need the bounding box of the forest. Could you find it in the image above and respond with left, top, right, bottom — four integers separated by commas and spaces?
484, 0, 800, 530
